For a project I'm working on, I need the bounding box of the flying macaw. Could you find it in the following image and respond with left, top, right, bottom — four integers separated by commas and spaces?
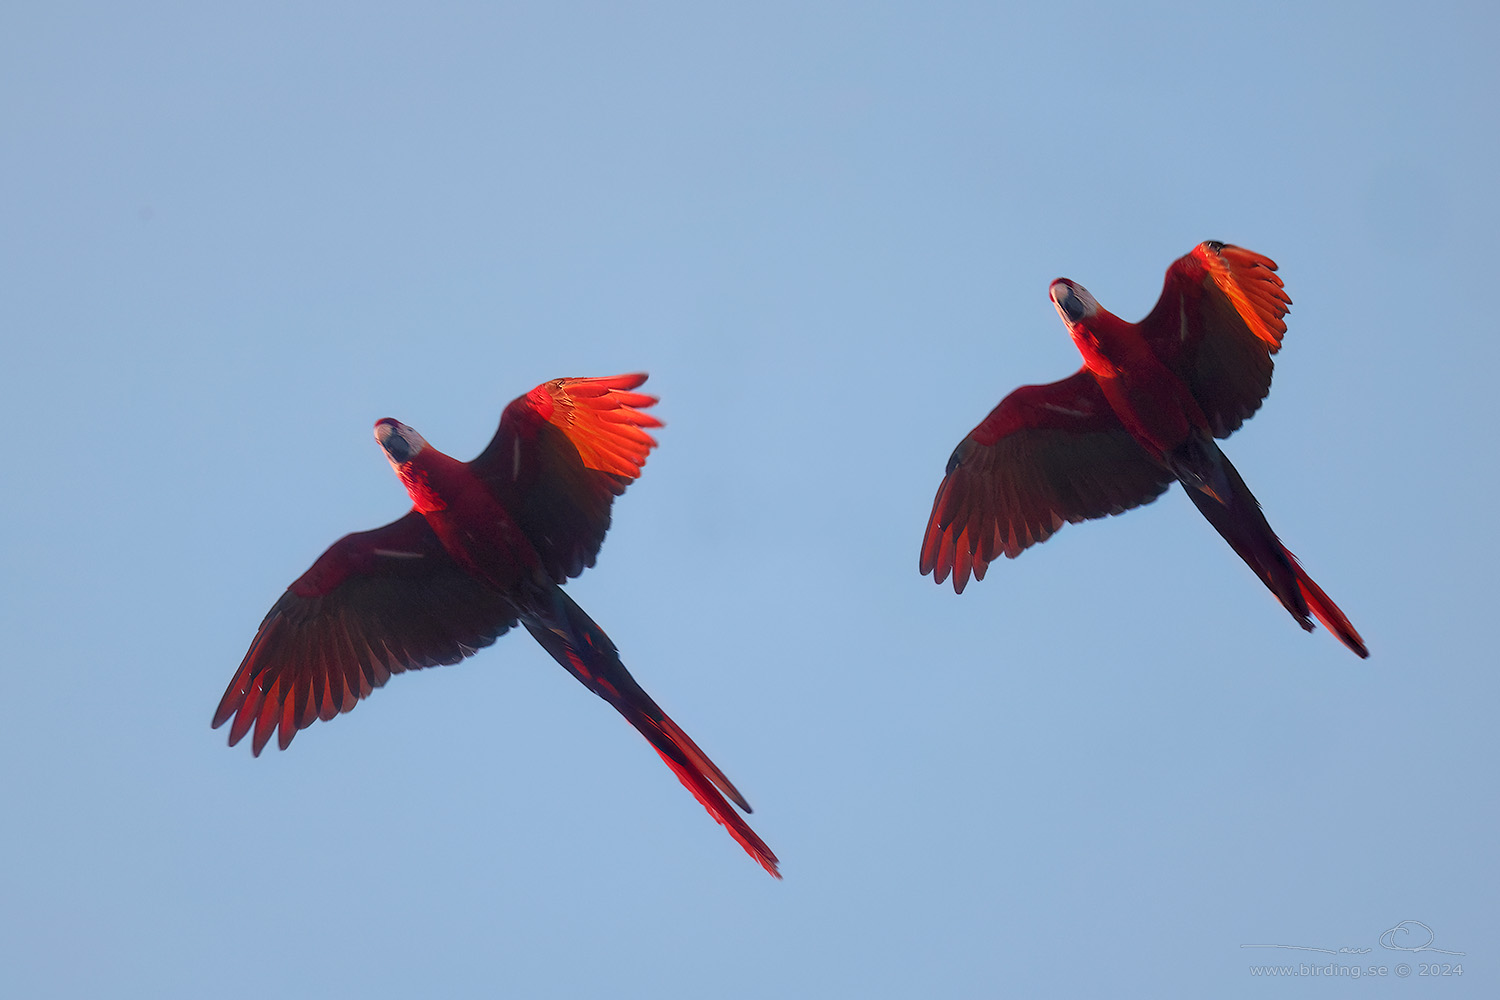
214, 374, 780, 877
920, 242, 1367, 658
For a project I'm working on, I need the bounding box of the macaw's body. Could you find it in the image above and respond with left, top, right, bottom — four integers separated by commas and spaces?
921, 242, 1367, 658
214, 374, 780, 877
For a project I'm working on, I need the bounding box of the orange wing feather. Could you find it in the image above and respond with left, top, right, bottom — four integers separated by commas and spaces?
1198, 243, 1290, 351
474, 373, 663, 583
526, 373, 662, 479
1139, 242, 1293, 438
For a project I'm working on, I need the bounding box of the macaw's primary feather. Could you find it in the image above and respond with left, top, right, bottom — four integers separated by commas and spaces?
921, 242, 1367, 658
215, 374, 780, 877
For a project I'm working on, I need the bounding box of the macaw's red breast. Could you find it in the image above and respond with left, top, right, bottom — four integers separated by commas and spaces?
405, 447, 539, 590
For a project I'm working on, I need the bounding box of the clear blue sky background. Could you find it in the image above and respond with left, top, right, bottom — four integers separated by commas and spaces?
4, 2, 1496, 997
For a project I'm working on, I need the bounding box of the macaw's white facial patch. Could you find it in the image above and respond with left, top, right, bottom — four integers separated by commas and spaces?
374, 418, 429, 466
1049, 279, 1099, 326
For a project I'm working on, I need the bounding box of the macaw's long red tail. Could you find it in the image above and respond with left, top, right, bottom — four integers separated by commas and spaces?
521, 584, 782, 877
1277, 545, 1369, 659
1174, 438, 1368, 659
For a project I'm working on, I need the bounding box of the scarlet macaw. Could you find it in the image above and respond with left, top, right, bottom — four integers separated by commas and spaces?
921, 243, 1367, 658
214, 374, 780, 876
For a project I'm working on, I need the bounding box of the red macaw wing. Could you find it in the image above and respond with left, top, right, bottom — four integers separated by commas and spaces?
472, 373, 661, 583
213, 511, 518, 755
921, 370, 1175, 592
1137, 241, 1292, 438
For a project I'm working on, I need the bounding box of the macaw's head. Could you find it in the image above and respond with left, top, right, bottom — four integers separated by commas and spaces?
1050, 278, 1119, 376
1049, 279, 1099, 328
374, 418, 429, 468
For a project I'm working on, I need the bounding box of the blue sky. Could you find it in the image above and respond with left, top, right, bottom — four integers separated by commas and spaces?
4, 2, 1496, 996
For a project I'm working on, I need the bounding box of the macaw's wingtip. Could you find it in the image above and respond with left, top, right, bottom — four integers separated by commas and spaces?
597, 372, 650, 391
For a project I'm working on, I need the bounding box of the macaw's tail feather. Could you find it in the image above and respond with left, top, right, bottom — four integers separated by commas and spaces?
640, 718, 783, 879
1282, 547, 1369, 659
1175, 437, 1367, 658
521, 584, 782, 877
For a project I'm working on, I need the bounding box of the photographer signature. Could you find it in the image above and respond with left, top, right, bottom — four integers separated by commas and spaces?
1241, 920, 1465, 957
